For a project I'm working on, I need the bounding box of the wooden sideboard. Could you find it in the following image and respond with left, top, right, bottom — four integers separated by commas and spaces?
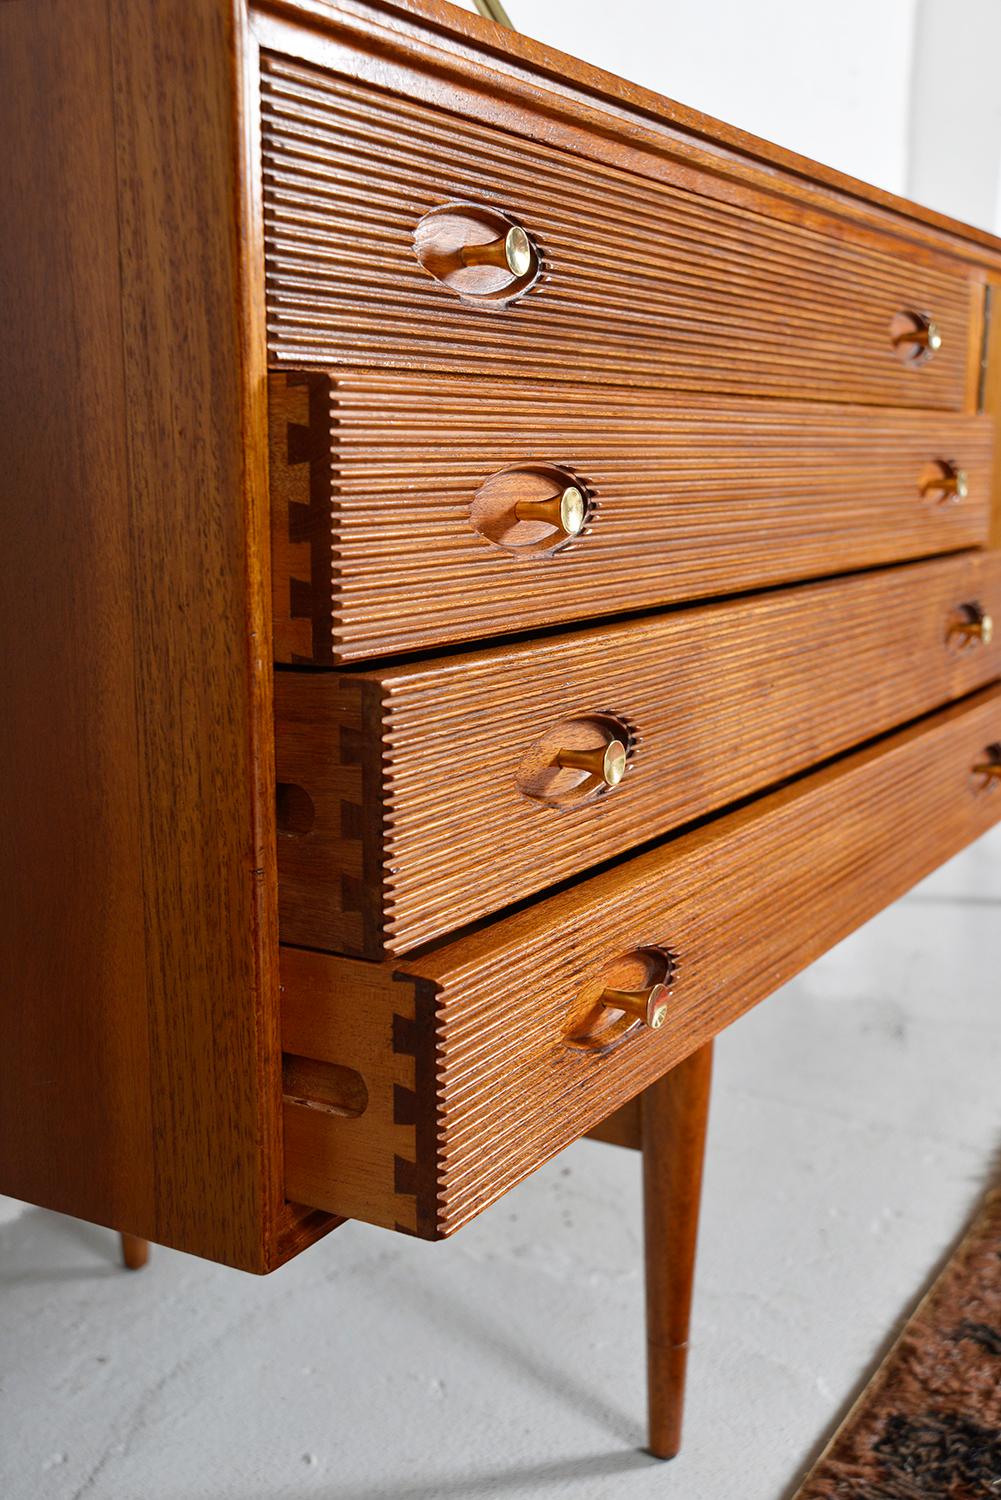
3, 0, 1001, 1463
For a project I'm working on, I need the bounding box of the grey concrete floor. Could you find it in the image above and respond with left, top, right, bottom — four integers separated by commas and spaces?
2, 825, 1000, 1500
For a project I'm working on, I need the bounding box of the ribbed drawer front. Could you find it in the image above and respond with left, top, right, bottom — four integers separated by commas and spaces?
261, 53, 975, 410
275, 553, 1001, 957
269, 372, 992, 663
282, 686, 1001, 1238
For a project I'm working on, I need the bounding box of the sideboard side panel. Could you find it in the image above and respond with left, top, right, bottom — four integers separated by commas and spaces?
105, 0, 283, 1268
0, 0, 157, 1243
0, 0, 289, 1270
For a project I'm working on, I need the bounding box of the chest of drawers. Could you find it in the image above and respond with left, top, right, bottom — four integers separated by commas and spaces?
3, 0, 1001, 1469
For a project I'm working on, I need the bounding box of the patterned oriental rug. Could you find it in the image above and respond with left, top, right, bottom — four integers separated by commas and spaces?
792, 1183, 1001, 1499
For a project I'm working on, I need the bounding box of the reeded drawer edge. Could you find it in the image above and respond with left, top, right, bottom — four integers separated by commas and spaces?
269, 370, 994, 666
281, 685, 1001, 1239
276, 552, 1001, 959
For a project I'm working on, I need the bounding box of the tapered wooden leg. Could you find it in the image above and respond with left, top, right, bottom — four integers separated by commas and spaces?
119, 1233, 149, 1270
642, 1041, 713, 1460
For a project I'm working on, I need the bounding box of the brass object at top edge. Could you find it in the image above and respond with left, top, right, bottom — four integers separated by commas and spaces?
473, 0, 514, 29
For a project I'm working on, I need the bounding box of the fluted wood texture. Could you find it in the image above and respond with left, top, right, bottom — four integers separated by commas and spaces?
269, 371, 992, 662
261, 55, 975, 411
281, 688, 1001, 1237
275, 552, 1001, 956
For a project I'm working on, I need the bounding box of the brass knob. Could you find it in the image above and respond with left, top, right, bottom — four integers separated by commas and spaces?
894, 313, 941, 358
555, 740, 628, 786
598, 983, 670, 1030
916, 318, 942, 353
972, 750, 1001, 786
950, 606, 994, 648
460, 225, 533, 278
924, 462, 968, 502
515, 486, 586, 537
944, 467, 969, 500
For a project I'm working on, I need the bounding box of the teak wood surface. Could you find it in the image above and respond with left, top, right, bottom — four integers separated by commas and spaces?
269, 371, 994, 662
254, 0, 1001, 264
4, 0, 1001, 1277
0, 0, 332, 1270
260, 51, 976, 407
276, 553, 1001, 956
643, 1043, 713, 1460
585, 1097, 642, 1151
282, 687, 1001, 1239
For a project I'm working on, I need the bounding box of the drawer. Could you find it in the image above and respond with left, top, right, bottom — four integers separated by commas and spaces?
269, 372, 993, 662
275, 552, 1001, 957
281, 686, 1001, 1238
261, 54, 976, 411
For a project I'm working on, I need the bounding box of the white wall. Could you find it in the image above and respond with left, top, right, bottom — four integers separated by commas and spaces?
459, 0, 1001, 234
908, 0, 1001, 233
460, 0, 920, 195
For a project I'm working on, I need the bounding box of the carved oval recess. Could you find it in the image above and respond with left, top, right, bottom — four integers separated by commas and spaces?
471, 463, 592, 557
276, 781, 316, 836
518, 711, 633, 806
414, 202, 541, 304
890, 309, 939, 365
567, 946, 679, 1054
282, 1054, 369, 1119
919, 458, 967, 504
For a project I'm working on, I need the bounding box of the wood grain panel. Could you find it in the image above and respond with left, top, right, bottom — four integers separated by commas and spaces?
0, 0, 338, 1272
276, 552, 1001, 956
0, 0, 154, 1239
269, 371, 993, 662
260, 54, 974, 409
282, 686, 1001, 1237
